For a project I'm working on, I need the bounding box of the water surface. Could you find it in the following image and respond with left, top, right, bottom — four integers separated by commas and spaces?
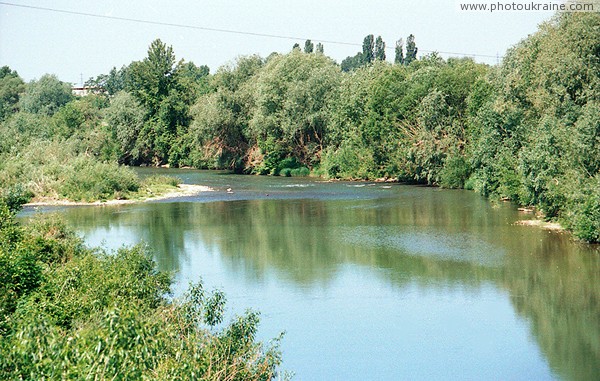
23, 169, 600, 380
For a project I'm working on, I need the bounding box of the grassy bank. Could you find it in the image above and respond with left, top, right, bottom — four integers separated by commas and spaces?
0, 139, 191, 203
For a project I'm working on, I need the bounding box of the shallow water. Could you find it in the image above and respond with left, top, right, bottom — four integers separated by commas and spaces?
22, 168, 600, 380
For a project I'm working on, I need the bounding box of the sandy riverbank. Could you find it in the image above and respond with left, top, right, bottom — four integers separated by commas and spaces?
24, 184, 213, 207
514, 219, 565, 231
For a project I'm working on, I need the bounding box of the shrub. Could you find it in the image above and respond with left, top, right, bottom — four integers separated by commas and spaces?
439, 155, 470, 189
290, 167, 310, 177
59, 157, 140, 201
0, 208, 284, 379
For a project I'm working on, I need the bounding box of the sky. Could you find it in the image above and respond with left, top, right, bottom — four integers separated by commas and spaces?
0, 0, 556, 85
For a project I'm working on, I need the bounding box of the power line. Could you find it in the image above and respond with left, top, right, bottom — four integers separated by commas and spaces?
0, 1, 500, 60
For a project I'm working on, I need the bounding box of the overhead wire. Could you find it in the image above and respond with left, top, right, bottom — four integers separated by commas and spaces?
0, 1, 500, 60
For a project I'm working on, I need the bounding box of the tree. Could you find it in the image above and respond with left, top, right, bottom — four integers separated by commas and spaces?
178, 61, 211, 96
126, 39, 180, 115
340, 53, 364, 72
186, 55, 264, 170
249, 51, 342, 171
375, 36, 386, 61
362, 34, 375, 64
304, 39, 314, 53
292, 43, 301, 51
316, 43, 324, 54
104, 91, 146, 164
405, 34, 418, 64
394, 38, 404, 64
123, 39, 202, 165
19, 74, 73, 116
0, 66, 25, 120
86, 66, 128, 96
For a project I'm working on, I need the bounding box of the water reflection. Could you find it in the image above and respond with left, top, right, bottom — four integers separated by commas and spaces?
23, 174, 600, 380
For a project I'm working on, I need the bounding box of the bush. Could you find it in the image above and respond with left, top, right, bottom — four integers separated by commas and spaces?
570, 197, 600, 242
290, 167, 310, 177
322, 143, 377, 179
564, 176, 600, 243
142, 175, 180, 188
439, 155, 470, 189
1, 184, 32, 212
0, 208, 284, 379
59, 157, 140, 201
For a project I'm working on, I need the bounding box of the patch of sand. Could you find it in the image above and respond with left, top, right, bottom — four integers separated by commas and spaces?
514, 219, 565, 231
24, 184, 213, 207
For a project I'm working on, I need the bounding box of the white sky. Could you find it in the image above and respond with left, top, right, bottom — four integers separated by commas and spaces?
0, 0, 555, 85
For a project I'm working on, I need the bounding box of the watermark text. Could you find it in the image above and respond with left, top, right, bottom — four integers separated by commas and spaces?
457, 1, 596, 12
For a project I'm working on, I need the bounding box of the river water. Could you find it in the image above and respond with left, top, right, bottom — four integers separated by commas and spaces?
23, 168, 600, 380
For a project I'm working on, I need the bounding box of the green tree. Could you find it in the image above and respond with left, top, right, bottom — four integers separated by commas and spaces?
0, 208, 283, 379
186, 55, 264, 170
340, 53, 365, 72
362, 34, 375, 64
104, 91, 146, 164
316, 42, 324, 54
375, 36, 386, 61
86, 66, 128, 95
467, 12, 600, 242
124, 39, 199, 165
394, 38, 404, 64
304, 39, 314, 53
0, 66, 25, 120
249, 50, 341, 172
405, 34, 418, 65
19, 74, 73, 116
126, 39, 180, 115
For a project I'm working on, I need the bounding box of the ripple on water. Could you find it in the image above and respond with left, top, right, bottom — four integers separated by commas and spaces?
336, 226, 505, 267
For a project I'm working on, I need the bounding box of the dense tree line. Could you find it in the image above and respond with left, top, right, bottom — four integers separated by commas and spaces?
1, 12, 599, 241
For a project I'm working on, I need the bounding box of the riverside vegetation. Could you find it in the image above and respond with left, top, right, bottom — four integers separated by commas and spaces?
0, 197, 283, 380
3, 12, 599, 241
0, 9, 598, 379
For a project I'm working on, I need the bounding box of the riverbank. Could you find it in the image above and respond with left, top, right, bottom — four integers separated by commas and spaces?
24, 184, 213, 206
514, 219, 565, 232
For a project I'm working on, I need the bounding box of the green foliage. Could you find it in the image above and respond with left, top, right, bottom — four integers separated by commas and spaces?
322, 141, 377, 179
340, 34, 387, 71
19, 74, 73, 116
186, 55, 263, 170
465, 12, 600, 241
362, 34, 375, 64
394, 38, 404, 65
0, 208, 283, 379
304, 39, 314, 53
86, 65, 129, 95
59, 157, 140, 201
142, 175, 180, 188
405, 34, 418, 65
340, 52, 366, 72
248, 50, 341, 169
0, 66, 25, 121
375, 36, 386, 61
0, 138, 143, 202
104, 91, 146, 164
568, 178, 600, 242
2, 12, 600, 243
316, 43, 324, 54
121, 39, 199, 166
1, 184, 32, 213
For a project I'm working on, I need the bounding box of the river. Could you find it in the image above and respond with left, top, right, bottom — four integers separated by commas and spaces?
22, 168, 600, 380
